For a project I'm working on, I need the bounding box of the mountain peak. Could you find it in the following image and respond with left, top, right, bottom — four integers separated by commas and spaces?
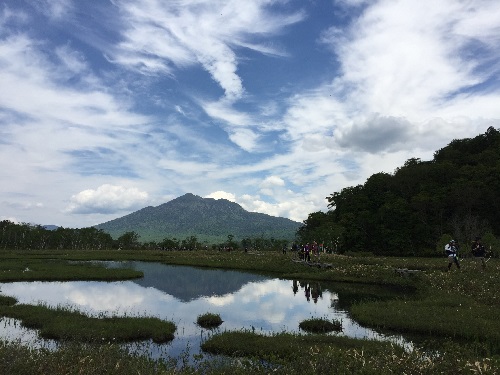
95, 193, 300, 242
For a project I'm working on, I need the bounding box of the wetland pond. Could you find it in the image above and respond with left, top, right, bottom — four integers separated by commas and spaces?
0, 261, 410, 360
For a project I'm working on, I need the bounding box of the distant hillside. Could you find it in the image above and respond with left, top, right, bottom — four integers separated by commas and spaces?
94, 193, 301, 243
43, 225, 59, 231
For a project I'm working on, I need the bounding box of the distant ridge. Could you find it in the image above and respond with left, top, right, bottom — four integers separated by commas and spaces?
94, 193, 301, 243
43, 225, 59, 231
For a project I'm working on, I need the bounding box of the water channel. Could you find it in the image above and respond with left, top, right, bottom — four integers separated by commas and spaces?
0, 261, 410, 360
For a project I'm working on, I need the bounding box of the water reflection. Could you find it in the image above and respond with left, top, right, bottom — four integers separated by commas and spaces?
107, 261, 270, 302
0, 262, 409, 358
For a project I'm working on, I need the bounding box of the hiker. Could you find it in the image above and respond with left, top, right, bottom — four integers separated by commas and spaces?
445, 239, 461, 270
305, 244, 311, 262
471, 236, 487, 269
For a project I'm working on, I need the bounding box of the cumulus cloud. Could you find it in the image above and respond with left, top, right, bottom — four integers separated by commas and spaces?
335, 115, 412, 153
202, 189, 313, 223
205, 191, 236, 202
239, 193, 311, 222
66, 184, 149, 214
0, 216, 19, 224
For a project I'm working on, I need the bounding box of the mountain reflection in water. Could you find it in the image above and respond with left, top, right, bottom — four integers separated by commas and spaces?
116, 261, 270, 302
0, 261, 409, 358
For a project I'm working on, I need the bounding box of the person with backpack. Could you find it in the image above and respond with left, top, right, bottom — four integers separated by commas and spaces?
445, 239, 461, 270
471, 236, 487, 270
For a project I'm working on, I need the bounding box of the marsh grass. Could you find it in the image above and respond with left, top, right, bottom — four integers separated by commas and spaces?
0, 295, 17, 306
298, 317, 342, 333
0, 303, 175, 343
196, 313, 223, 329
200, 331, 500, 374
1, 250, 500, 372
0, 258, 142, 282
0, 341, 181, 375
351, 292, 500, 351
200, 330, 394, 358
1, 338, 498, 375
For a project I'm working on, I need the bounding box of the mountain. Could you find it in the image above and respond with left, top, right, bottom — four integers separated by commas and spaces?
94, 193, 301, 243
43, 225, 59, 231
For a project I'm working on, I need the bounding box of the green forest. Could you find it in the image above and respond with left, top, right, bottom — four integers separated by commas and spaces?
297, 126, 500, 256
0, 221, 288, 252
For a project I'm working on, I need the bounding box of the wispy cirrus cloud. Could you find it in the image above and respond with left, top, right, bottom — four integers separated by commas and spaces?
110, 0, 305, 101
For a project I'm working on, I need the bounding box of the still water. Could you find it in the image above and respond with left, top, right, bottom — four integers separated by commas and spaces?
0, 261, 409, 359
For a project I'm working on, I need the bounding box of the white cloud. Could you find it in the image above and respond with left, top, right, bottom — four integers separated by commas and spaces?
66, 184, 149, 214
55, 45, 88, 75
34, 0, 73, 20
294, 0, 500, 159
111, 0, 304, 101
205, 191, 236, 202
0, 216, 20, 224
261, 176, 285, 188
227, 128, 260, 152
0, 34, 149, 130
202, 100, 251, 126
2, 0, 500, 230
239, 193, 311, 222
157, 158, 218, 176
202, 189, 315, 223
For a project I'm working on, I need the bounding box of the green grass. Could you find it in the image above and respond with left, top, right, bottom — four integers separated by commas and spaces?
196, 313, 223, 329
0, 341, 181, 375
201, 331, 390, 358
0, 302, 175, 343
200, 331, 500, 374
298, 317, 342, 333
1, 338, 499, 375
0, 258, 142, 282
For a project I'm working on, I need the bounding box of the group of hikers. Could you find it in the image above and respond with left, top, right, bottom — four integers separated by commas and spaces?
445, 236, 489, 270
293, 242, 325, 262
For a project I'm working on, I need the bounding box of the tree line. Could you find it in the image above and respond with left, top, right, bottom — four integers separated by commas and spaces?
297, 127, 500, 256
0, 220, 290, 252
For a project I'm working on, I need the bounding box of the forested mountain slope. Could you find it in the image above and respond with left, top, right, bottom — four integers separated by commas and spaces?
94, 193, 301, 243
297, 127, 500, 256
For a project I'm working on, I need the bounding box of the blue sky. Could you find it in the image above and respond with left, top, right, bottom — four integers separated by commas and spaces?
1, 0, 500, 228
